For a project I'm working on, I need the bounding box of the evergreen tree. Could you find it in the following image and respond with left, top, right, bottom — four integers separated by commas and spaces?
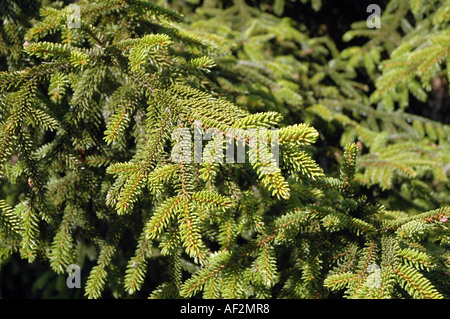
0, 0, 448, 299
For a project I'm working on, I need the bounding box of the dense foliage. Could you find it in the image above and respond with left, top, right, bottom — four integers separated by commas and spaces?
0, 0, 448, 299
